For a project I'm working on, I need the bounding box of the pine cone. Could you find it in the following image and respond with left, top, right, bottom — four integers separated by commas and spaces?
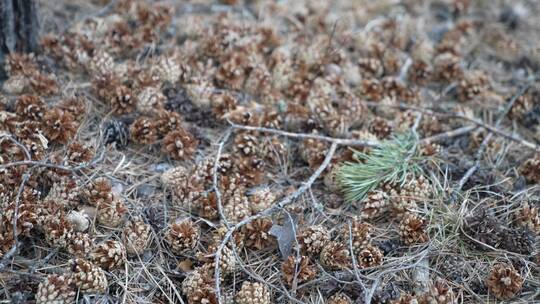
2, 74, 30, 94
462, 209, 502, 250
300, 136, 328, 169
46, 177, 80, 209
391, 294, 418, 304
35, 274, 75, 304
520, 155, 540, 183
103, 119, 129, 147
241, 217, 274, 250
327, 292, 353, 304
5, 53, 37, 76
418, 280, 456, 304
211, 91, 238, 120
297, 225, 330, 256
153, 56, 183, 83
15, 95, 46, 121
391, 176, 431, 217
97, 197, 128, 227
29, 72, 59, 96
361, 78, 384, 101
71, 259, 108, 294
457, 70, 489, 102
360, 191, 389, 220
90, 240, 126, 270
515, 202, 540, 234
80, 177, 114, 206
248, 186, 276, 214
370, 117, 393, 139
399, 213, 428, 245
499, 228, 535, 255
122, 218, 151, 255
408, 60, 432, 86
88, 50, 114, 76
57, 96, 86, 121
188, 286, 219, 304
0, 231, 15, 258
486, 263, 523, 300
181, 265, 214, 298
43, 213, 74, 248
358, 57, 383, 78
338, 220, 372, 254
358, 244, 384, 268
43, 108, 78, 144
320, 241, 351, 270
130, 117, 158, 144
66, 232, 93, 257
433, 52, 463, 82
223, 196, 251, 224
162, 129, 198, 161
156, 110, 183, 137
165, 219, 200, 254
281, 255, 317, 286
137, 86, 166, 115
111, 85, 137, 115
161, 165, 204, 209
235, 156, 265, 186
235, 282, 271, 304
233, 132, 259, 157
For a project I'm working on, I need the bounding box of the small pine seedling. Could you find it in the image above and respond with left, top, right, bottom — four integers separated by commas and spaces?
338, 133, 423, 203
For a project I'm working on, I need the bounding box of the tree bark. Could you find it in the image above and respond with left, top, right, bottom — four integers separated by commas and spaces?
0, 0, 39, 79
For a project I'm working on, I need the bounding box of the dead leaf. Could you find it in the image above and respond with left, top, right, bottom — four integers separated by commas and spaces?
269, 213, 297, 259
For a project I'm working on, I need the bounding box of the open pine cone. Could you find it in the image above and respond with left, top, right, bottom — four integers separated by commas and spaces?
66, 232, 93, 257
15, 94, 46, 120
248, 186, 277, 214
281, 255, 317, 286
181, 265, 214, 298
338, 220, 372, 254
360, 191, 389, 220
162, 128, 198, 161
418, 280, 456, 304
327, 292, 353, 304
235, 282, 271, 304
137, 86, 166, 115
398, 213, 428, 245
90, 240, 126, 270
297, 225, 330, 256
80, 177, 114, 207
71, 258, 108, 294
241, 217, 274, 250
130, 117, 158, 144
320, 241, 351, 270
486, 263, 523, 300
122, 218, 151, 255
165, 219, 200, 254
35, 274, 75, 304
520, 155, 540, 184
358, 244, 384, 268
97, 197, 128, 228
514, 202, 540, 234
43, 108, 78, 144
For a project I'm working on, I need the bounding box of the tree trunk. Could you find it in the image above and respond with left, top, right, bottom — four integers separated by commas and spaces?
0, 0, 39, 80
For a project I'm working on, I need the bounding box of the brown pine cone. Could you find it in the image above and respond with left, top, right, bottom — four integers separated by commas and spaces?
370, 117, 393, 139
66, 232, 93, 257
300, 136, 329, 169
122, 217, 151, 255
338, 220, 372, 254
57, 96, 86, 121
391, 294, 417, 304
361, 78, 384, 101
515, 202, 540, 234
358, 57, 383, 78
43, 108, 78, 144
71, 259, 108, 294
320, 241, 351, 270
2, 192, 41, 236
358, 244, 384, 268
499, 228, 535, 255
165, 219, 200, 254
130, 116, 158, 144
360, 191, 389, 220
327, 292, 353, 304
111, 85, 136, 115
188, 285, 219, 304
137, 86, 166, 115
235, 156, 265, 186
46, 177, 80, 209
520, 154, 540, 184
156, 110, 183, 137
418, 280, 456, 304
433, 52, 463, 82
486, 263, 523, 300
399, 213, 428, 245
211, 91, 238, 120
248, 186, 276, 214
181, 265, 214, 298
233, 132, 259, 157
161, 166, 204, 210
162, 129, 198, 161
281, 255, 317, 286
90, 240, 126, 270
35, 274, 75, 304
0, 231, 15, 258
297, 225, 330, 256
97, 197, 128, 228
462, 209, 502, 250
408, 60, 432, 86
29, 72, 59, 96
5, 53, 37, 76
65, 142, 94, 165
223, 196, 251, 224
457, 70, 489, 102
92, 73, 120, 100
236, 282, 271, 304
43, 213, 74, 248
241, 217, 274, 250
153, 56, 183, 83
88, 50, 114, 76
15, 94, 46, 120
509, 93, 533, 120
80, 177, 114, 206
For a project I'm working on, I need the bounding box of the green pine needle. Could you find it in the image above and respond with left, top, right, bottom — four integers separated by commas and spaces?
338, 133, 423, 203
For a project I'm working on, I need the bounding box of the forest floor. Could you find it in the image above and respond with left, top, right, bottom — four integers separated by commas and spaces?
1, 0, 539, 303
